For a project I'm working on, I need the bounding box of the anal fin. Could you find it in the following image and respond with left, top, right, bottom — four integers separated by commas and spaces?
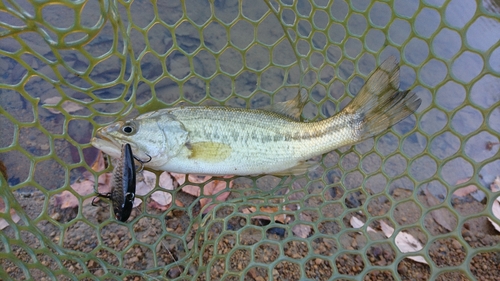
272, 159, 319, 176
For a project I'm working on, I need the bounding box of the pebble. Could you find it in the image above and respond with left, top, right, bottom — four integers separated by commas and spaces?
50, 212, 61, 221
451, 239, 463, 250
168, 267, 182, 278
397, 263, 407, 274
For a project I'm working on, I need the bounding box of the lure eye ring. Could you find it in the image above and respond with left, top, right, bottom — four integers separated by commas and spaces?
124, 192, 135, 203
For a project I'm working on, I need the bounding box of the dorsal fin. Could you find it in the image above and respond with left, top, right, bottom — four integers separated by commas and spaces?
267, 90, 307, 120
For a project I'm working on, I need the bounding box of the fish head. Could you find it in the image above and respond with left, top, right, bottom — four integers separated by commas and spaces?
92, 119, 168, 166
91, 110, 188, 168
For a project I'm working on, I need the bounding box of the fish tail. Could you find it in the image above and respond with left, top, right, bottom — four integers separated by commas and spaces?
342, 56, 421, 140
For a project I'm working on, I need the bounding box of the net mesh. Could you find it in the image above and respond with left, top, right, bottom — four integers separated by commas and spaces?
1, 0, 500, 280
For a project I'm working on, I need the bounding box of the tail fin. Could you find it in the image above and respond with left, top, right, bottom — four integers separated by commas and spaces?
343, 56, 421, 139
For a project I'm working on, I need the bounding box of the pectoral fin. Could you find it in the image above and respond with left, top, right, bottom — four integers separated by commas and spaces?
187, 142, 232, 163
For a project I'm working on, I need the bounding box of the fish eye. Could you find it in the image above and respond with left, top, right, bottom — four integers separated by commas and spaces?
121, 122, 136, 135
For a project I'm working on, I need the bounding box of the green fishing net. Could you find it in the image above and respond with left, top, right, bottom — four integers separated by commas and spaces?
1, 0, 499, 280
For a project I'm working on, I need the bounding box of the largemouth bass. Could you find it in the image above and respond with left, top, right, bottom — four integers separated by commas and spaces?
92, 57, 421, 176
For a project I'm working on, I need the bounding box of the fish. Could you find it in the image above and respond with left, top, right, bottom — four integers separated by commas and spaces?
91, 56, 421, 176
93, 143, 136, 222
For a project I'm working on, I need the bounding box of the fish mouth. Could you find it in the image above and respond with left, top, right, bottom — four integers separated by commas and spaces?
95, 128, 111, 142
93, 122, 125, 144
92, 126, 148, 161
92, 122, 155, 164
91, 126, 123, 158
91, 136, 122, 158
93, 128, 118, 148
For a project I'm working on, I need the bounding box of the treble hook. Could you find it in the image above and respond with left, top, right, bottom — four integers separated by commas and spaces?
133, 153, 152, 173
92, 192, 112, 206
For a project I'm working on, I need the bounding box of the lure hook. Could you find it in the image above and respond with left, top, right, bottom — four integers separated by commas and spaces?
91, 192, 112, 206
133, 153, 151, 173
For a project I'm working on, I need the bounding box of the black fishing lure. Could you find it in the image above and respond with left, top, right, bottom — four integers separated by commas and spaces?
93, 143, 137, 222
